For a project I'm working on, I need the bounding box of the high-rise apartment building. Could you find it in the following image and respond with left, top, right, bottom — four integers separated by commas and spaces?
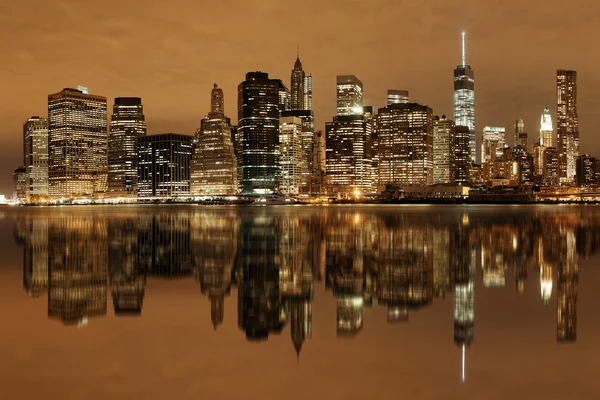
514, 119, 527, 148
454, 33, 476, 164
481, 126, 506, 163
190, 84, 237, 195
557, 70, 579, 184
137, 134, 192, 197
433, 115, 456, 184
108, 97, 146, 197
454, 126, 471, 184
48, 87, 108, 198
387, 90, 409, 105
279, 116, 303, 194
377, 103, 433, 186
237, 72, 282, 194
336, 75, 363, 115
23, 116, 48, 201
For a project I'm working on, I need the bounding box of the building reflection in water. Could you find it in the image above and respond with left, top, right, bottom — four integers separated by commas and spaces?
14, 206, 599, 358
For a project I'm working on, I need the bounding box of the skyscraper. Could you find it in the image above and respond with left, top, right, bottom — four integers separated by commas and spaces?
23, 116, 48, 201
377, 103, 433, 186
303, 74, 313, 110
279, 116, 303, 195
336, 75, 363, 115
48, 87, 108, 198
137, 134, 192, 197
514, 119, 527, 148
291, 56, 305, 111
543, 147, 559, 186
108, 97, 146, 197
281, 110, 315, 193
190, 84, 237, 195
237, 72, 282, 194
454, 126, 471, 184
481, 126, 506, 163
575, 155, 596, 187
433, 115, 456, 184
453, 32, 476, 163
387, 90, 409, 105
211, 83, 224, 114
12, 167, 27, 202
326, 98, 375, 196
557, 70, 579, 184
540, 106, 553, 147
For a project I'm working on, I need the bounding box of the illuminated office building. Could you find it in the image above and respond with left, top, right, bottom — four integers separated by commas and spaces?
454, 126, 471, 184
137, 134, 192, 197
108, 97, 146, 197
304, 74, 313, 110
237, 72, 282, 194
514, 119, 527, 148
279, 116, 303, 195
336, 75, 363, 115
576, 154, 596, 187
433, 115, 456, 184
47, 216, 108, 326
190, 84, 237, 195
481, 126, 506, 163
48, 87, 108, 198
12, 167, 27, 202
23, 116, 48, 201
326, 111, 375, 195
540, 106, 553, 147
377, 103, 433, 186
281, 110, 315, 193
543, 147, 559, 186
454, 32, 476, 163
556, 70, 579, 184
387, 90, 409, 105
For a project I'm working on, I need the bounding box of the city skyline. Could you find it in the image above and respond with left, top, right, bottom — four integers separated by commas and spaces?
0, 0, 598, 195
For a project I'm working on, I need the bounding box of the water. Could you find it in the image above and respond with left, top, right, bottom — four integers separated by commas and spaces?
1, 204, 599, 399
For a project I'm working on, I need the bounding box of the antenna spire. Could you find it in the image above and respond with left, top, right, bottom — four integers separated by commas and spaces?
462, 31, 466, 66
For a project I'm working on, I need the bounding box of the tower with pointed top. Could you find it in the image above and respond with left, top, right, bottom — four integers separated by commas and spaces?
291, 55, 305, 111
453, 32, 475, 164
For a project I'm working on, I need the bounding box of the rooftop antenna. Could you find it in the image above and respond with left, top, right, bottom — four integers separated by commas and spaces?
297, 42, 300, 59
461, 344, 466, 382
462, 31, 466, 66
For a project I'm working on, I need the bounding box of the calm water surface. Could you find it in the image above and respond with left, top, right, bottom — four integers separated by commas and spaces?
1, 205, 600, 399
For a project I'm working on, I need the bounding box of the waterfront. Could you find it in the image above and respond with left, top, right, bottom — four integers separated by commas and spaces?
1, 204, 600, 399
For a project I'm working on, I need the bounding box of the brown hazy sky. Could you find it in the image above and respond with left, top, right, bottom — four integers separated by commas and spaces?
1, 0, 599, 195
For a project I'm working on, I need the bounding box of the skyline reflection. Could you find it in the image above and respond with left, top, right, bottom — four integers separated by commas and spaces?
13, 205, 596, 374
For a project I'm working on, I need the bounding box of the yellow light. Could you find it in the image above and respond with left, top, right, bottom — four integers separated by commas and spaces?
353, 189, 361, 198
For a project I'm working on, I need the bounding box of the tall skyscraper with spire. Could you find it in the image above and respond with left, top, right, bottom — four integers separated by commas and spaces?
556, 70, 579, 184
453, 32, 475, 164
291, 52, 305, 111
540, 106, 553, 147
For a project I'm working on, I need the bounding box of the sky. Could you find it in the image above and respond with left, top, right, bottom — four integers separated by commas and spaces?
1, 0, 599, 195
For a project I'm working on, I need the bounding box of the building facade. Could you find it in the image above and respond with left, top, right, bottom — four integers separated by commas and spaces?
481, 126, 506, 163
387, 90, 409, 105
336, 75, 363, 116
281, 110, 314, 193
557, 70, 579, 184
543, 147, 559, 186
279, 116, 303, 194
23, 116, 48, 201
377, 103, 433, 187
237, 72, 282, 194
433, 115, 456, 184
514, 119, 527, 148
48, 87, 108, 199
13, 167, 27, 202
455, 126, 472, 184
576, 155, 596, 187
190, 84, 237, 195
137, 134, 192, 197
454, 33, 476, 163
108, 97, 146, 197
